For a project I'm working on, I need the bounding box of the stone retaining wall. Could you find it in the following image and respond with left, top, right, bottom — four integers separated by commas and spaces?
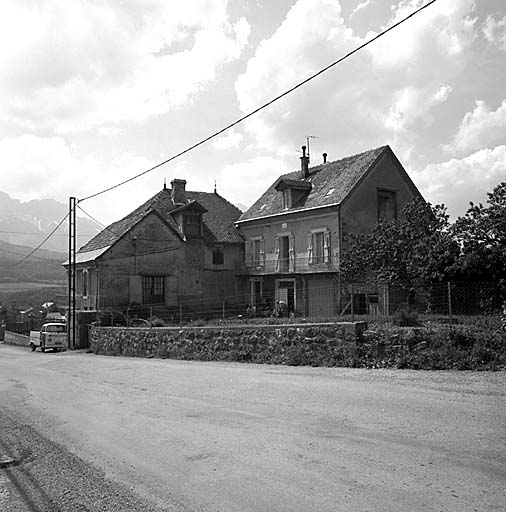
3, 331, 30, 347
90, 323, 366, 366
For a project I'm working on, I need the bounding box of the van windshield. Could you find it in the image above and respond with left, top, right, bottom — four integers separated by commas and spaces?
46, 324, 66, 333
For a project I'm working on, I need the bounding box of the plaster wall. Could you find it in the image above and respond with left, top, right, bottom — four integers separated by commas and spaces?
341, 152, 420, 235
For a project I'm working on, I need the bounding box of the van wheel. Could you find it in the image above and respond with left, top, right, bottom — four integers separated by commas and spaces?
30, 343, 36, 352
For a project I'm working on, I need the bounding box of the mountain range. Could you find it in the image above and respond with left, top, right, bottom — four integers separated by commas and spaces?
0, 191, 99, 254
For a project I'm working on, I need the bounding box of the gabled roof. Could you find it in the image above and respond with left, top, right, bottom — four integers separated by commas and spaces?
78, 187, 242, 255
238, 145, 413, 223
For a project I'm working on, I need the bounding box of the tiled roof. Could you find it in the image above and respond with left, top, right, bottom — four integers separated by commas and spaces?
238, 145, 389, 222
78, 188, 242, 254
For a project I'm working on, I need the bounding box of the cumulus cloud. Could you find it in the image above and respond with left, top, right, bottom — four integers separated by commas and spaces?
413, 145, 506, 219
444, 100, 506, 155
0, 134, 167, 224
218, 156, 290, 208
212, 129, 244, 150
0, 1, 250, 133
483, 14, 506, 51
367, 0, 477, 68
350, 0, 372, 18
235, 0, 476, 165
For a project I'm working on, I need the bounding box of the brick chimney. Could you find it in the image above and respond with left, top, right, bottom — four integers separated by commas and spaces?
300, 145, 309, 178
171, 179, 187, 205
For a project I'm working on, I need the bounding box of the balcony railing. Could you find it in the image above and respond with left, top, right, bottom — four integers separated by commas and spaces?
239, 256, 338, 275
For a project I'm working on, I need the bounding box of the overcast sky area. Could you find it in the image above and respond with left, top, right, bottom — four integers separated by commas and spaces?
1, 0, 505, 227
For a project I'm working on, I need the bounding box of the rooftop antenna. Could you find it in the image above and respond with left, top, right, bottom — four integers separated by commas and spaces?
306, 135, 317, 160
214, 179, 217, 194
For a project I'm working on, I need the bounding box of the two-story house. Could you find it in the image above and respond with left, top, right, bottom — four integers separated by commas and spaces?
66, 179, 243, 315
236, 145, 423, 318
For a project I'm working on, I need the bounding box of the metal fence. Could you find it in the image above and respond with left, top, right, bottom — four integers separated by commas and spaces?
88, 281, 504, 328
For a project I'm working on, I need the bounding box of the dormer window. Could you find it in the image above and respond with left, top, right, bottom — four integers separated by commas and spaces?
171, 200, 208, 239
183, 210, 202, 237
282, 189, 291, 209
274, 177, 312, 210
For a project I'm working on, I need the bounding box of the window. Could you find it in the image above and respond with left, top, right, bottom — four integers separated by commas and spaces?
246, 238, 265, 267
142, 276, 165, 304
282, 189, 291, 209
313, 232, 324, 263
377, 189, 397, 222
308, 230, 330, 265
184, 211, 200, 224
212, 245, 224, 265
183, 211, 202, 237
275, 234, 295, 272
252, 239, 261, 265
82, 269, 88, 298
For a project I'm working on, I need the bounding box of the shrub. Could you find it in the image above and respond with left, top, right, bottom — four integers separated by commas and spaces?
149, 316, 166, 327
393, 308, 420, 327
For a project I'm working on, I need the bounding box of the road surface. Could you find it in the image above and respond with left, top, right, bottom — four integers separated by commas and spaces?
0, 342, 505, 511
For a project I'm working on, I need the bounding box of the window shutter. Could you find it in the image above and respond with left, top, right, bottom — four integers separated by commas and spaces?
245, 240, 252, 265
324, 230, 331, 264
274, 237, 280, 272
259, 238, 265, 268
307, 233, 313, 265
289, 234, 295, 272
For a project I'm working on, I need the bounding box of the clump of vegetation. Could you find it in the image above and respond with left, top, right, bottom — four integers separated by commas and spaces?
149, 316, 166, 327
393, 308, 420, 327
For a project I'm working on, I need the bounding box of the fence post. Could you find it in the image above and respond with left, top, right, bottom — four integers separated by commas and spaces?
149, 306, 153, 328
222, 301, 225, 321
350, 283, 355, 322
448, 281, 453, 330
179, 304, 183, 324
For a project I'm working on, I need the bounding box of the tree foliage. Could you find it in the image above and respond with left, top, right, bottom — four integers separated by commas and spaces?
452, 182, 506, 282
341, 200, 459, 286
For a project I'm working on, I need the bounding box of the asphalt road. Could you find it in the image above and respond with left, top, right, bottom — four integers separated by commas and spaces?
0, 342, 505, 512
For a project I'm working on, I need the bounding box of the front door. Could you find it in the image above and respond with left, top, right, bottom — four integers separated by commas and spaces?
276, 280, 295, 314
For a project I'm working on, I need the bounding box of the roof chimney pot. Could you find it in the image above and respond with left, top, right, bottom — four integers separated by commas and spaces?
300, 145, 310, 178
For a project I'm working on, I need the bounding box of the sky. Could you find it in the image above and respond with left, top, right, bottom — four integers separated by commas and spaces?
1, 0, 505, 230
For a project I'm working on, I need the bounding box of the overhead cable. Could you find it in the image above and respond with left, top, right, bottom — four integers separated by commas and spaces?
78, 0, 438, 203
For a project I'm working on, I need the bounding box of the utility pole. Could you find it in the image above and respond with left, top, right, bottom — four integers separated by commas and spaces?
68, 197, 76, 349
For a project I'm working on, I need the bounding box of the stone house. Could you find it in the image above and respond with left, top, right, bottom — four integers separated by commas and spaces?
235, 145, 424, 318
66, 180, 243, 315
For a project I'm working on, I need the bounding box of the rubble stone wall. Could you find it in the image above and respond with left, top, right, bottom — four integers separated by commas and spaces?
89, 323, 365, 366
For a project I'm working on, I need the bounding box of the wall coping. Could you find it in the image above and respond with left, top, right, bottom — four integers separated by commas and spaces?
91, 321, 366, 332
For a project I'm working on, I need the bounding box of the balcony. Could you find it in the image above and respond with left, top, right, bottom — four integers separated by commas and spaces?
238, 256, 338, 275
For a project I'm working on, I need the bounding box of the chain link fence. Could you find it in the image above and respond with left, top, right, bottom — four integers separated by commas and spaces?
88, 281, 504, 329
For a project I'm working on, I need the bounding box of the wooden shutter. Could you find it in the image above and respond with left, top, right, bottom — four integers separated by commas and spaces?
245, 240, 252, 266
307, 233, 313, 265
323, 230, 331, 264
274, 237, 280, 272
259, 237, 265, 268
289, 233, 295, 272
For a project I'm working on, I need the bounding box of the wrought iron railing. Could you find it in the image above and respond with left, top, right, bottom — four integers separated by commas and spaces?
239, 256, 338, 274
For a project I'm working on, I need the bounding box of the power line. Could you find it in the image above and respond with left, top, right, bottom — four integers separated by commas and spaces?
9, 214, 69, 267
0, 229, 92, 238
0, 246, 65, 261
78, 0, 438, 204
76, 204, 184, 244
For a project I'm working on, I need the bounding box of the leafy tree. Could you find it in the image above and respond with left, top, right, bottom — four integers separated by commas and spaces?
452, 181, 506, 283
341, 200, 459, 287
